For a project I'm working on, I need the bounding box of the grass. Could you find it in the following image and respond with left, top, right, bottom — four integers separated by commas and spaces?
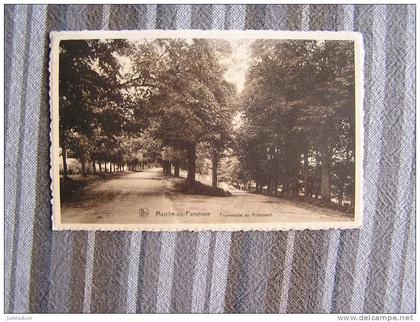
249, 188, 353, 215
60, 172, 127, 202
266, 193, 354, 216
60, 177, 91, 202
171, 180, 231, 197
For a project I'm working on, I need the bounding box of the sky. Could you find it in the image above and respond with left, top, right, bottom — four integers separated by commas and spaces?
115, 38, 254, 130
221, 39, 254, 93
114, 38, 255, 94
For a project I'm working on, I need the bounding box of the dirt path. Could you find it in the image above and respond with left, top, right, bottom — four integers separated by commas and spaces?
61, 167, 352, 225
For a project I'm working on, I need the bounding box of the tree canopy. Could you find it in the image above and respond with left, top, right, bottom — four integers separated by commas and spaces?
237, 39, 355, 208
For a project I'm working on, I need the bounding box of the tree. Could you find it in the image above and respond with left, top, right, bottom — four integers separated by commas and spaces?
59, 39, 128, 178
141, 39, 235, 186
299, 40, 355, 202
238, 39, 355, 205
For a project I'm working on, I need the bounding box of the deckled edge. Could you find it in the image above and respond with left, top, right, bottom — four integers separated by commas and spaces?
355, 31, 365, 231
49, 31, 55, 231
49, 29, 365, 232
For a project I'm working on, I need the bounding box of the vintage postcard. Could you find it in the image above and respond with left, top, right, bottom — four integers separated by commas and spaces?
50, 30, 363, 231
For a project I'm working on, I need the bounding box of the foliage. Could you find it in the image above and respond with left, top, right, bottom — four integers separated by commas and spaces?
59, 37, 355, 209
236, 39, 355, 207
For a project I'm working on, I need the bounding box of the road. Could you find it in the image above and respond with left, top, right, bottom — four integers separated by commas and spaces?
61, 167, 352, 225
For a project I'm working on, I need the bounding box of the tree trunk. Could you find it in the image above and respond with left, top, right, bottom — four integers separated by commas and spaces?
92, 160, 96, 174
345, 146, 353, 209
212, 152, 218, 189
62, 147, 68, 179
273, 179, 279, 196
283, 175, 290, 196
314, 151, 320, 199
99, 161, 102, 173
104, 162, 107, 172
81, 160, 87, 177
163, 161, 171, 176
174, 161, 180, 177
303, 151, 309, 200
320, 141, 331, 201
186, 145, 196, 185
256, 180, 262, 193
338, 186, 344, 207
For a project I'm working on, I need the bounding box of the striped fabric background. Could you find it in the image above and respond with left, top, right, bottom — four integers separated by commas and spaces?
4, 4, 415, 314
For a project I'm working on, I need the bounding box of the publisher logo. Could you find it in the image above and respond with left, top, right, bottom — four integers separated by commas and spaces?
139, 208, 150, 217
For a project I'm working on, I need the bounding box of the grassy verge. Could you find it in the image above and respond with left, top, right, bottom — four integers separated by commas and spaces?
60, 172, 127, 202
170, 180, 231, 197
254, 191, 353, 217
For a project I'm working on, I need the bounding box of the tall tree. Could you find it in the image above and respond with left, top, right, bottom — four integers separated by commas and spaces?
59, 39, 128, 177
238, 39, 354, 205
143, 39, 235, 186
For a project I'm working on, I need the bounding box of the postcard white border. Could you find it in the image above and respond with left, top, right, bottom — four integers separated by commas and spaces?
50, 29, 364, 231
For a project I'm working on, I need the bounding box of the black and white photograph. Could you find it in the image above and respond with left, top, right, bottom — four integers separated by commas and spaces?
50, 30, 363, 230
